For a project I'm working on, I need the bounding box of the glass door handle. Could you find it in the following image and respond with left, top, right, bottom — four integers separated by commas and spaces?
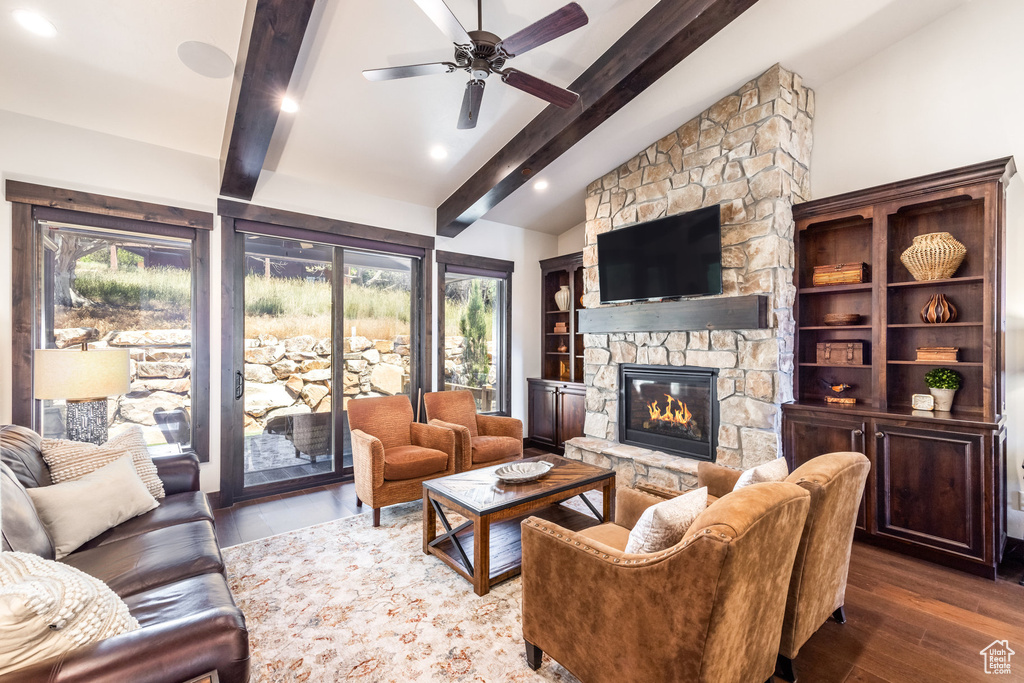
235, 371, 244, 400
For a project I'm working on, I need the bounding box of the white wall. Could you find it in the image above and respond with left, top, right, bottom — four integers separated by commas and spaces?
556, 221, 586, 256
0, 109, 556, 494
810, 0, 1024, 537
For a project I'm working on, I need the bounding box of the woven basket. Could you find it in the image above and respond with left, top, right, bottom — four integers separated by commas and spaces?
900, 232, 966, 281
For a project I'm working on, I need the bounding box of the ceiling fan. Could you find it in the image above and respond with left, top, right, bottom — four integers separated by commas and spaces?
363, 0, 589, 129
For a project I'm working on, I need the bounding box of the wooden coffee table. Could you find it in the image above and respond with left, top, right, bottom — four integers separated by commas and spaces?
422, 454, 615, 596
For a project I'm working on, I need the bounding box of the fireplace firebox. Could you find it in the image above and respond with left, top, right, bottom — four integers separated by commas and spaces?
618, 364, 718, 461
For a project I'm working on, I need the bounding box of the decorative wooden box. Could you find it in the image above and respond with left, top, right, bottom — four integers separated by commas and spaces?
816, 341, 867, 365
812, 262, 868, 286
916, 346, 959, 362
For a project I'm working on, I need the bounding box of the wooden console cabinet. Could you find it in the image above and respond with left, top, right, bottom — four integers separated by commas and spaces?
783, 158, 1014, 579
527, 253, 586, 452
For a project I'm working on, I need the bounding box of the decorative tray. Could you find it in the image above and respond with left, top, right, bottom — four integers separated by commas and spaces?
494, 461, 554, 484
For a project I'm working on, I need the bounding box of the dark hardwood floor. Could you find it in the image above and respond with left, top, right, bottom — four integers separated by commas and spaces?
213, 448, 1024, 682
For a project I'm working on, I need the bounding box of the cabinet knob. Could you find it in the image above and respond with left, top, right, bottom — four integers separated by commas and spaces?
852, 429, 863, 436
875, 431, 884, 438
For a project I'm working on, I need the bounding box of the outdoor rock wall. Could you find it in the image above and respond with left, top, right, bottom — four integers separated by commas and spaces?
579, 64, 813, 469
241, 333, 411, 429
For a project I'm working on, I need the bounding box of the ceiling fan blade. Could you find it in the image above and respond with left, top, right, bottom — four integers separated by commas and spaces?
411, 0, 472, 45
362, 62, 454, 81
501, 69, 579, 109
497, 2, 588, 57
457, 80, 485, 129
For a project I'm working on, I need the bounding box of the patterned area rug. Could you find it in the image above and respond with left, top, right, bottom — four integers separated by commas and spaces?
223, 502, 584, 682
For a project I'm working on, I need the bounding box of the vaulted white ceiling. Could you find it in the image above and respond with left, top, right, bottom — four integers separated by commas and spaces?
0, 0, 969, 235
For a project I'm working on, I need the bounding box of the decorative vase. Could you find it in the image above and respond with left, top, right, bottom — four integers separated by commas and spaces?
557, 342, 568, 353
900, 232, 967, 281
929, 387, 956, 412
920, 293, 958, 323
554, 285, 571, 311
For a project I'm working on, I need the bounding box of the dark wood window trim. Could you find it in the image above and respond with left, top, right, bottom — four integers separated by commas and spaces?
5, 181, 213, 462
436, 250, 514, 415
217, 202, 433, 506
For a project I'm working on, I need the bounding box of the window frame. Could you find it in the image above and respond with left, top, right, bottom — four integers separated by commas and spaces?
6, 180, 213, 461
435, 250, 514, 416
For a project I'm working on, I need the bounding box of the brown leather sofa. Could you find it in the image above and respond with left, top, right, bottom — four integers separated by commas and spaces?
521, 482, 811, 683
0, 424, 250, 683
423, 389, 522, 471
646, 452, 871, 682
347, 395, 456, 526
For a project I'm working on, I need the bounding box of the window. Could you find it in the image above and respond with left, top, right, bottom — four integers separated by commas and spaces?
7, 182, 212, 460
436, 251, 513, 414
36, 222, 198, 453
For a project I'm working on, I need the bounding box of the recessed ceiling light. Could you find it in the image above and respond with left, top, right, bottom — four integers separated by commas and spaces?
12, 9, 56, 37
177, 41, 233, 79
281, 97, 299, 113
534, 179, 549, 191
429, 145, 448, 161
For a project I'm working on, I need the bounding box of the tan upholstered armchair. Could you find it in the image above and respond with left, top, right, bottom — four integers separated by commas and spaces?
346, 395, 456, 527
643, 452, 871, 682
422, 390, 522, 472
521, 482, 811, 683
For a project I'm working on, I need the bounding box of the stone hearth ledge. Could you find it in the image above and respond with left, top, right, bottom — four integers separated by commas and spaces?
564, 436, 699, 492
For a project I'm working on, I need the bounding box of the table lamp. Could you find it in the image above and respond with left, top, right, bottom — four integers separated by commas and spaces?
34, 347, 131, 445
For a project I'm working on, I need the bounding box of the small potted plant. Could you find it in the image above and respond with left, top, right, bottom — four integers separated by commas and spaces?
924, 367, 962, 411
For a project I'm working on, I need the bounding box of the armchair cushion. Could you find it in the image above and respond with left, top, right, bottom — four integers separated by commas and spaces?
382, 446, 449, 482
576, 523, 630, 551
471, 436, 521, 464
624, 486, 707, 554
422, 390, 479, 437
476, 414, 523, 440
346, 395, 414, 449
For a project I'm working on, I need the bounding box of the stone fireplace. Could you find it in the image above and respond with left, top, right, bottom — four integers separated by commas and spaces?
619, 364, 718, 461
564, 64, 813, 490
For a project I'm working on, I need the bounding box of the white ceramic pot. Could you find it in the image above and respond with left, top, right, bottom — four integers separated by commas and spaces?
554, 285, 571, 311
929, 387, 956, 412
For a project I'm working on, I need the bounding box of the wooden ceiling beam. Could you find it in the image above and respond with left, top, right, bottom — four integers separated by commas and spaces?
219, 0, 317, 200
436, 0, 760, 237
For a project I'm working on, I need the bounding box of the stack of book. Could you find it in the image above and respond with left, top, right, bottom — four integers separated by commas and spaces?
916, 346, 959, 362
553, 322, 568, 334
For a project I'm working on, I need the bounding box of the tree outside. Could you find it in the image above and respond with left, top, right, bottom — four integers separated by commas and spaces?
459, 280, 491, 388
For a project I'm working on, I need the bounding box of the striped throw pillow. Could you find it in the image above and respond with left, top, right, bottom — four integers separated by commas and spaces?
41, 426, 165, 499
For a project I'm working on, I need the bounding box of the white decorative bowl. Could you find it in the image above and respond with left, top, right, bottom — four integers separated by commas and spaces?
494, 461, 554, 484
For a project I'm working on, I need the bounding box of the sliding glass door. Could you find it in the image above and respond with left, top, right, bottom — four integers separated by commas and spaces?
241, 235, 337, 489
227, 226, 425, 502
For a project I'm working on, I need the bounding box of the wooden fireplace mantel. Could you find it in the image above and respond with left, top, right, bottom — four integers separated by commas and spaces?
577, 295, 769, 333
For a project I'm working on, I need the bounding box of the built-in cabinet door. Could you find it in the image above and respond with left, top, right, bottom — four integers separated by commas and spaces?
873, 421, 986, 561
783, 410, 870, 530
557, 384, 587, 446
528, 380, 558, 448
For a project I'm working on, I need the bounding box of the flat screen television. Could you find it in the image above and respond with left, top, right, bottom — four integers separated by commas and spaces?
597, 205, 722, 304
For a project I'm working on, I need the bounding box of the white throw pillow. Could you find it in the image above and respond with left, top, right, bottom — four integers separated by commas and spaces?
0, 551, 139, 676
624, 486, 708, 554
732, 457, 790, 491
41, 425, 165, 499
26, 456, 159, 559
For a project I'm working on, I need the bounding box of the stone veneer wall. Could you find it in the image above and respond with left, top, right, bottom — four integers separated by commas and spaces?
579, 64, 813, 471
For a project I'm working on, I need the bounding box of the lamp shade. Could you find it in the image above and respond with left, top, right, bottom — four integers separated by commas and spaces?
33, 348, 131, 400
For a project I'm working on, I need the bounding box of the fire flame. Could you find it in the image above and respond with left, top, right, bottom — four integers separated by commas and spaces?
647, 394, 692, 426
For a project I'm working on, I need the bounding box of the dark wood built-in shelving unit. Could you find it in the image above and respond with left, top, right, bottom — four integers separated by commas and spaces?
783, 158, 1015, 579
527, 252, 587, 453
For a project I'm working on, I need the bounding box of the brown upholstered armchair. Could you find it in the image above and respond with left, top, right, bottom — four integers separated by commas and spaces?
521, 482, 811, 683
644, 452, 871, 682
346, 395, 456, 527
422, 390, 522, 472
